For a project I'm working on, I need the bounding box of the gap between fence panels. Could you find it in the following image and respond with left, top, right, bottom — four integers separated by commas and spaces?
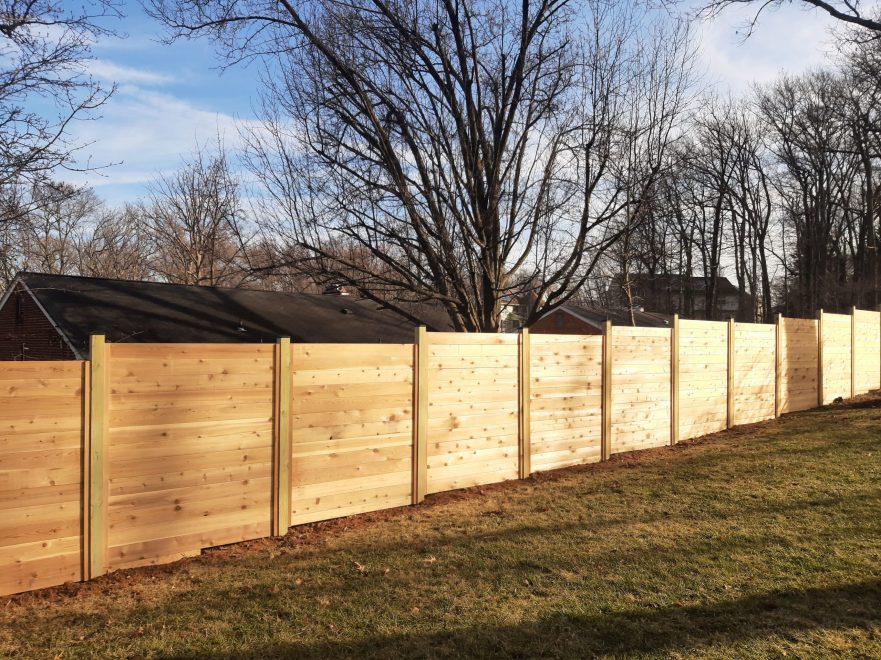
1, 309, 880, 597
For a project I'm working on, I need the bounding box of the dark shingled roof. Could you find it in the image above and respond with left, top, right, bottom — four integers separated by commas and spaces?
558, 304, 672, 329
10, 272, 453, 358
625, 274, 742, 297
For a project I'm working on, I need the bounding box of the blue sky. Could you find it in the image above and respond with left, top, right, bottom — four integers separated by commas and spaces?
65, 3, 264, 204
65, 1, 842, 206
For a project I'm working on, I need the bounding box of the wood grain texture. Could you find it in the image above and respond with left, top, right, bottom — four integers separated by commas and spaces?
0, 360, 85, 596
671, 315, 679, 445
274, 338, 292, 535
3, 311, 878, 597
529, 334, 602, 472
853, 309, 880, 395
519, 329, 531, 478
291, 343, 414, 523
426, 333, 518, 493
779, 318, 819, 414
106, 344, 274, 571
820, 313, 852, 404
678, 320, 728, 440
610, 327, 671, 454
602, 321, 612, 460
732, 323, 776, 425
414, 328, 427, 503
88, 335, 107, 578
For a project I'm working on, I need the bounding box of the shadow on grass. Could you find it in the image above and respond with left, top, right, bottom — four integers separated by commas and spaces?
169, 579, 881, 659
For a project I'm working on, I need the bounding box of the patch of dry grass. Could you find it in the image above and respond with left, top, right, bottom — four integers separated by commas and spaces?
2, 398, 880, 658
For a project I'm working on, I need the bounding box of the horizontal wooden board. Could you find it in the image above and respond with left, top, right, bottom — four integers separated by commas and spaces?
291, 343, 414, 522
107, 346, 274, 570
732, 323, 775, 425
780, 318, 818, 413
611, 329, 670, 453
529, 335, 602, 472
678, 321, 727, 440
3, 316, 874, 597
0, 361, 85, 596
427, 333, 518, 346
821, 313, 852, 404
853, 310, 880, 395
427, 335, 518, 493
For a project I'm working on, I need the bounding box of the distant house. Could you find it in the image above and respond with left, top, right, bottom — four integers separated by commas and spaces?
530, 304, 671, 335
610, 274, 749, 320
0, 272, 453, 360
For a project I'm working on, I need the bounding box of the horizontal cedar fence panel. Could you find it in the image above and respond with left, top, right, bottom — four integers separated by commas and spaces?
426, 333, 519, 494
0, 361, 86, 596
678, 320, 728, 440
853, 309, 880, 395
821, 313, 852, 404
529, 334, 603, 472
611, 327, 671, 454
779, 318, 818, 414
290, 343, 414, 525
732, 323, 776, 425
3, 308, 881, 597
106, 343, 275, 571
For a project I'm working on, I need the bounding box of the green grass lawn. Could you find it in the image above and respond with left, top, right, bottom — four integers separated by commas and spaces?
3, 398, 881, 659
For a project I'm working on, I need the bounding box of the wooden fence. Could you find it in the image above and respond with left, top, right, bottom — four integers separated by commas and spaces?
2, 308, 881, 596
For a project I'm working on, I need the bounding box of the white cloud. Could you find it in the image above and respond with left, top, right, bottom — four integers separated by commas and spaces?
693, 2, 839, 93
87, 59, 175, 86
60, 2, 850, 206
64, 83, 261, 204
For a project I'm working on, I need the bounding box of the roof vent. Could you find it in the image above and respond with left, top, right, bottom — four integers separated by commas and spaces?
340, 307, 353, 315
237, 320, 247, 332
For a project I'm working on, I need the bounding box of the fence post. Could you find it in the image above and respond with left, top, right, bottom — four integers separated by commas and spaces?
601, 320, 612, 461
671, 314, 679, 446
851, 306, 857, 399
818, 309, 825, 406
273, 337, 292, 536
413, 327, 428, 504
518, 328, 531, 479
727, 318, 735, 429
80, 360, 91, 583
775, 314, 782, 418
87, 335, 108, 579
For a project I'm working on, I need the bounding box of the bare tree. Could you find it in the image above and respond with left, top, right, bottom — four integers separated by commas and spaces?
758, 70, 861, 314
691, 0, 881, 35
0, 0, 118, 215
18, 183, 102, 275
77, 205, 153, 280
151, 0, 696, 330
141, 147, 251, 286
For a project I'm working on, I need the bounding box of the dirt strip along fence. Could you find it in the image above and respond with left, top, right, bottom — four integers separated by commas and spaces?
2, 308, 880, 596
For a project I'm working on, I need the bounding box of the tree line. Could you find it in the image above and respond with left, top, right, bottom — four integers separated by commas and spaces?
2, 0, 880, 329
0, 147, 310, 292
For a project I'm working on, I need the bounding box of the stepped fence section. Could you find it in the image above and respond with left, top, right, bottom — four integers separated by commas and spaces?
2, 308, 880, 596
